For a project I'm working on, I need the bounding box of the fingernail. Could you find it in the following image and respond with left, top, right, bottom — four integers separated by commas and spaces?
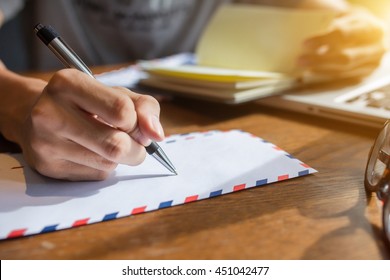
152, 115, 165, 139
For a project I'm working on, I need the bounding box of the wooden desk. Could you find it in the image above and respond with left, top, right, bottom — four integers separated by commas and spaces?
0, 66, 389, 260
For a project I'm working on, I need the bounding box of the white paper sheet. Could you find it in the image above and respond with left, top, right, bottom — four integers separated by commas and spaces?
95, 53, 194, 88
0, 130, 316, 239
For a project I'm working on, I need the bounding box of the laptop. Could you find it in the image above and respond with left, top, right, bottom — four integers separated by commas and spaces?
257, 54, 390, 129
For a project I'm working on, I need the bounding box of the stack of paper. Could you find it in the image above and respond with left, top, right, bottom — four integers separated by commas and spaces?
139, 4, 335, 104
140, 64, 297, 104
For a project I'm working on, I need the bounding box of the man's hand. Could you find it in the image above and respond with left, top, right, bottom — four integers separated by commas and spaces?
17, 69, 164, 181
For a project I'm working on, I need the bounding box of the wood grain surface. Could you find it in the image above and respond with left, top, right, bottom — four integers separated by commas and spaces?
1, 66, 389, 259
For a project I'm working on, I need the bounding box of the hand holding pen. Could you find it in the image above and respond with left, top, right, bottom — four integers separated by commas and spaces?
18, 23, 176, 181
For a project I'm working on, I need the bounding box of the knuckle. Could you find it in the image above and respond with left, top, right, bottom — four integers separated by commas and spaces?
46, 69, 75, 94
98, 158, 118, 172
103, 133, 130, 162
144, 94, 159, 104
102, 132, 146, 166
33, 156, 54, 177
111, 94, 136, 125
137, 94, 160, 109
30, 104, 48, 128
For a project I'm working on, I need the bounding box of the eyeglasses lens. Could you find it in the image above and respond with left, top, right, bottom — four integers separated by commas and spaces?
384, 197, 390, 244
366, 121, 390, 245
366, 123, 390, 189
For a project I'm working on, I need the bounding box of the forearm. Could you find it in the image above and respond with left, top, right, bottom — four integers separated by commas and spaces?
0, 64, 46, 146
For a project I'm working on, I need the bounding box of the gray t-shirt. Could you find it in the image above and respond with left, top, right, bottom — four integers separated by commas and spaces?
0, 0, 228, 70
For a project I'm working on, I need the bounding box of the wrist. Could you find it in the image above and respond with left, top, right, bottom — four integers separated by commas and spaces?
0, 68, 46, 146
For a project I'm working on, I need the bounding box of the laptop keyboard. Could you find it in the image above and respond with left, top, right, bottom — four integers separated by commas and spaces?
345, 84, 390, 110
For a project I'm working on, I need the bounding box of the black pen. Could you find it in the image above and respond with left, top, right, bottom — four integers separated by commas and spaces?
34, 23, 177, 175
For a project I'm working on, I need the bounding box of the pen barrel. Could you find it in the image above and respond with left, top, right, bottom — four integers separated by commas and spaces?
48, 38, 94, 78
35, 23, 94, 78
146, 142, 177, 174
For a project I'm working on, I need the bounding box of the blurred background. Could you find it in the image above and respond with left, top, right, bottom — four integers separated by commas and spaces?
1, 0, 390, 72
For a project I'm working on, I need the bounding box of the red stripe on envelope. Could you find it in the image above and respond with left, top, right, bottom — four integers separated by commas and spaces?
233, 184, 246, 191
7, 228, 27, 238
184, 195, 198, 203
278, 174, 289, 181
131, 206, 147, 214
72, 218, 89, 227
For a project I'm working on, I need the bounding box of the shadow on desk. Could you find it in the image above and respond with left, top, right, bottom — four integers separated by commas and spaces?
0, 135, 20, 153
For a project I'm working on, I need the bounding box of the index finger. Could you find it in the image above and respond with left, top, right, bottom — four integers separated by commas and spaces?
47, 69, 139, 133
